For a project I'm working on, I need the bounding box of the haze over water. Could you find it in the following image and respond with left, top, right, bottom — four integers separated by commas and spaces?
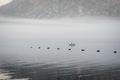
0, 18, 120, 80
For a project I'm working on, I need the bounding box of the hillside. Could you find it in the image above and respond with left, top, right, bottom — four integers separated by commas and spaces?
0, 0, 120, 18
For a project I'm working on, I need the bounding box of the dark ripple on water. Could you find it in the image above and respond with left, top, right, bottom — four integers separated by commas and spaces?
0, 58, 120, 80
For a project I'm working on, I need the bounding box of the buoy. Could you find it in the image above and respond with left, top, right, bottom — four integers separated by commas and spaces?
97, 50, 100, 52
81, 49, 85, 51
47, 47, 50, 49
57, 48, 60, 50
114, 51, 117, 53
38, 47, 40, 49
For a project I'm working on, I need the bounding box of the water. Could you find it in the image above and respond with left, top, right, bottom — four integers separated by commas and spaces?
0, 42, 120, 80
0, 18, 120, 80
0, 57, 120, 80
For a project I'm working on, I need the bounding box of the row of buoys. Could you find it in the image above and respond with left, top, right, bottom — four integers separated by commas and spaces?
30, 46, 118, 53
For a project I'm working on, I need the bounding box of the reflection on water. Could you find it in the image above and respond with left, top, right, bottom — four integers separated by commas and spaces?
0, 57, 120, 80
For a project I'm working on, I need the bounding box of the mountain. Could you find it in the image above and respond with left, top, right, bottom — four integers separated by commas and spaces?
0, 0, 120, 19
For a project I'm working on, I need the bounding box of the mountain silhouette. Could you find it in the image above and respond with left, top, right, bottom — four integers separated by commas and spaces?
0, 0, 120, 19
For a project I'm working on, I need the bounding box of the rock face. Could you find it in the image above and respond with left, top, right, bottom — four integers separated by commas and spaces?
0, 0, 120, 18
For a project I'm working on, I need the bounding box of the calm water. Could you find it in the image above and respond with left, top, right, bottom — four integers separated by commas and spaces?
0, 43, 120, 80
0, 57, 120, 80
0, 19, 120, 80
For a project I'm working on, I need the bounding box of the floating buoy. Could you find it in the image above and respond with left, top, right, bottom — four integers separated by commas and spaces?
57, 48, 60, 50
97, 50, 100, 52
114, 51, 117, 53
47, 47, 50, 49
81, 49, 85, 51
38, 47, 40, 49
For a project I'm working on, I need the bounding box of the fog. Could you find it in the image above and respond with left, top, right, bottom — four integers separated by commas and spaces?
0, 18, 120, 68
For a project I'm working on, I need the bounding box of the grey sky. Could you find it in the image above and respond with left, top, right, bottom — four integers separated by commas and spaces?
0, 0, 120, 19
